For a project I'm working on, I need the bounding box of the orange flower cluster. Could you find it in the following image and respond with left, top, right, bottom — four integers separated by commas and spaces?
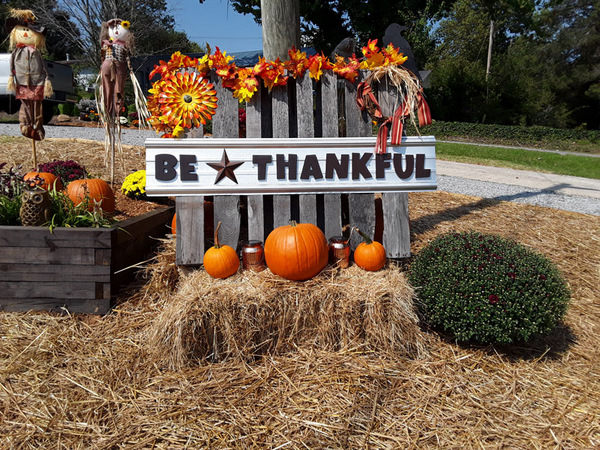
147, 54, 218, 138
149, 40, 408, 104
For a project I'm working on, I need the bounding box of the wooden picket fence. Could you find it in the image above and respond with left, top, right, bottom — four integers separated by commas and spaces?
174, 70, 412, 265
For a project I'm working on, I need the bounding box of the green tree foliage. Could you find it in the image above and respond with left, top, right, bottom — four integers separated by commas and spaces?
0, 0, 79, 60
536, 0, 600, 129
427, 0, 541, 125
428, 0, 599, 129
1, 0, 200, 66
199, 0, 456, 65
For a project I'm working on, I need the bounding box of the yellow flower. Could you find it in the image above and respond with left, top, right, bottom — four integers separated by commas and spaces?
121, 20, 130, 29
121, 170, 146, 199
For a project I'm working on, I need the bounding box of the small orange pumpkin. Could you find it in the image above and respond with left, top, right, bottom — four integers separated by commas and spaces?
23, 172, 63, 191
264, 220, 329, 281
171, 213, 177, 235
204, 221, 239, 278
66, 178, 115, 213
353, 227, 386, 271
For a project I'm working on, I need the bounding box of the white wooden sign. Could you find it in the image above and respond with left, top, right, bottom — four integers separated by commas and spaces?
145, 136, 436, 196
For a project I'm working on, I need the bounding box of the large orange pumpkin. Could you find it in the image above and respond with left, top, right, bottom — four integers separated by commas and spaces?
204, 222, 239, 278
353, 227, 386, 271
66, 178, 115, 213
264, 220, 328, 281
23, 172, 63, 191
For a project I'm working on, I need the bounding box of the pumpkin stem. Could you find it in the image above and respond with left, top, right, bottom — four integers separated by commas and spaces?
214, 221, 222, 248
346, 226, 354, 244
289, 220, 298, 227
354, 227, 373, 245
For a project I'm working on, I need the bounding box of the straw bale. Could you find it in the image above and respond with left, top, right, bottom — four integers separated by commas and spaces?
1, 190, 599, 448
135, 237, 180, 299
145, 264, 428, 368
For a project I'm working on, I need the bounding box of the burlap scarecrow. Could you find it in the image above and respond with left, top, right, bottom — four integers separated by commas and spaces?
96, 18, 149, 186
5, 9, 53, 149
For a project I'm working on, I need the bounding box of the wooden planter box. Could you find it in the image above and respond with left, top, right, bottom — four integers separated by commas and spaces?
0, 207, 174, 315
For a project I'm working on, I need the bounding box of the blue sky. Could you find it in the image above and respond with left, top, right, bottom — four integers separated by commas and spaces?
167, 0, 263, 54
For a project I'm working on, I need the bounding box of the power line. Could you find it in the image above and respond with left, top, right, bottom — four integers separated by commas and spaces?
186, 36, 262, 40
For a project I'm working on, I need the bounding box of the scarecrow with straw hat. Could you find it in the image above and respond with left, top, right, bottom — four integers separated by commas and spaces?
96, 18, 149, 187
5, 8, 53, 167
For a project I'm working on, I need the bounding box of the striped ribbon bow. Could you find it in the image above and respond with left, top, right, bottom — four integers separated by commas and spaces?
356, 81, 432, 154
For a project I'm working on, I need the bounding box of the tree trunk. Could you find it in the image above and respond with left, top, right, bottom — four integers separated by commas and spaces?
260, 0, 300, 60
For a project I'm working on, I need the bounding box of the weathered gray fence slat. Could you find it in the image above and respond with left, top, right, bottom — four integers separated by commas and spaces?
345, 71, 372, 138
378, 76, 411, 258
296, 71, 318, 224
348, 194, 377, 250
270, 78, 293, 229
247, 195, 265, 241
273, 195, 291, 228
211, 73, 241, 250
320, 71, 339, 138
320, 71, 343, 238
382, 192, 410, 257
246, 86, 265, 242
176, 196, 205, 265
246, 87, 262, 138
344, 70, 376, 250
211, 73, 239, 138
272, 84, 289, 138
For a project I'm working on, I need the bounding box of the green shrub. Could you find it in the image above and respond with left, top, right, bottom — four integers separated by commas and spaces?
406, 120, 600, 151
409, 231, 570, 345
57, 103, 75, 116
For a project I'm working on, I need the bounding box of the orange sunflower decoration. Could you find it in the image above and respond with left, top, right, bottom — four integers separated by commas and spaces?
148, 70, 218, 138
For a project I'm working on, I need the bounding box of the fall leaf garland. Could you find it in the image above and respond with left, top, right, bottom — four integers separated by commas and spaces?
147, 40, 410, 137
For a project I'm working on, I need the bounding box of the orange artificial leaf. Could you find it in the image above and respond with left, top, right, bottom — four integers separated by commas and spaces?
253, 57, 287, 90
332, 55, 360, 82
233, 74, 260, 102
285, 46, 309, 78
382, 43, 408, 66
307, 53, 332, 81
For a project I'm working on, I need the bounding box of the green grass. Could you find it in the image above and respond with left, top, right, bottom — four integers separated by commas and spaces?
0, 116, 19, 124
436, 142, 600, 180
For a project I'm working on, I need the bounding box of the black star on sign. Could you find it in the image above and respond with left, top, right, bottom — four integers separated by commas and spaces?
207, 150, 244, 184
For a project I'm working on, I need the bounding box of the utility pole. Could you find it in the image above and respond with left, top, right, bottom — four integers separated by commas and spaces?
260, 0, 300, 60
486, 20, 494, 81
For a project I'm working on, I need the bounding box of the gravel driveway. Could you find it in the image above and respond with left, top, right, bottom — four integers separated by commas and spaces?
1, 122, 599, 216
0, 122, 156, 147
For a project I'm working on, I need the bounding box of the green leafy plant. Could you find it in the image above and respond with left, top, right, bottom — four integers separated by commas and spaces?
0, 195, 21, 225
0, 162, 24, 225
58, 103, 75, 116
46, 188, 114, 230
409, 231, 570, 345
